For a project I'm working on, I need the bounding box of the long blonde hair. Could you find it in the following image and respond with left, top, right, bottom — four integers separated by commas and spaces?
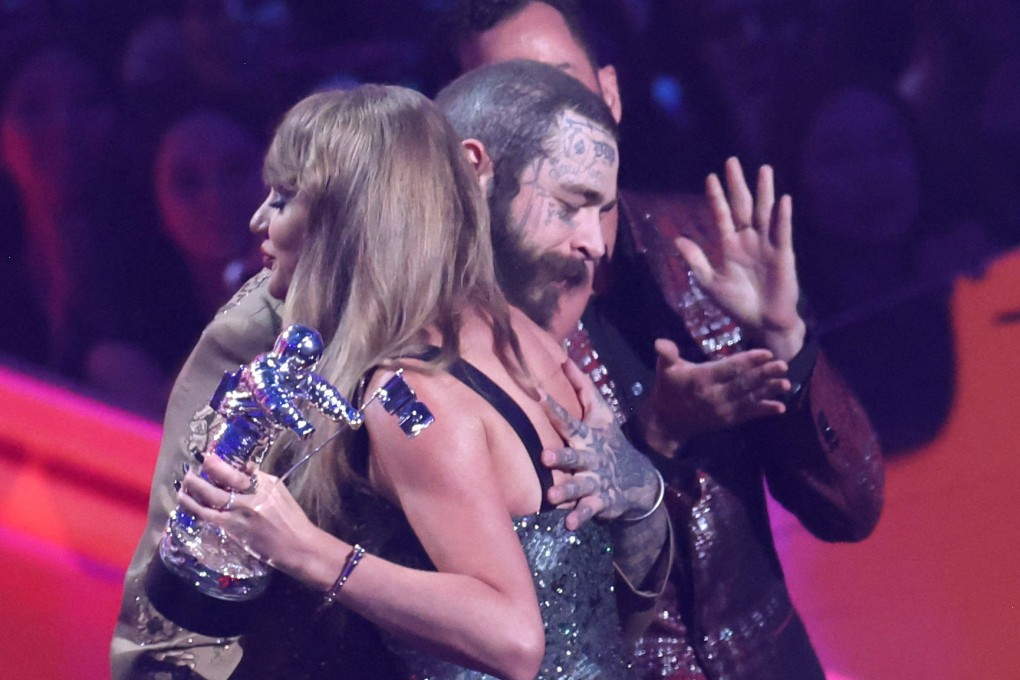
262, 85, 523, 525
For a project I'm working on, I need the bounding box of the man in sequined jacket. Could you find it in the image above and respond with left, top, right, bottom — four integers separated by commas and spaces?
448, 2, 884, 678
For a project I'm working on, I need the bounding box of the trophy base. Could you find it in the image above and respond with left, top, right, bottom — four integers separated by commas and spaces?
143, 555, 265, 637
159, 509, 272, 595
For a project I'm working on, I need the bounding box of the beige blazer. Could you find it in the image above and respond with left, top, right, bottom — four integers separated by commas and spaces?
110, 271, 281, 680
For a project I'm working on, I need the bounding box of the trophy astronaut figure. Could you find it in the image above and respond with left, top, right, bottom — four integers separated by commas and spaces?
157, 324, 363, 602
146, 324, 434, 633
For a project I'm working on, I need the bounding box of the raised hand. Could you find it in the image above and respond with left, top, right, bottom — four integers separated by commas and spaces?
674, 156, 806, 360
541, 359, 661, 530
639, 339, 792, 456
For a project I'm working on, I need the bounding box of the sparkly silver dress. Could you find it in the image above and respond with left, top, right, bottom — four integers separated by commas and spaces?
383, 508, 634, 679
361, 355, 636, 679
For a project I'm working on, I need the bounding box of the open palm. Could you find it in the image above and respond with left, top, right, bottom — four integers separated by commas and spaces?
675, 157, 805, 359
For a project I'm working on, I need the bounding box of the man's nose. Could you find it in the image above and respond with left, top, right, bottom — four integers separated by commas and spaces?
574, 209, 607, 260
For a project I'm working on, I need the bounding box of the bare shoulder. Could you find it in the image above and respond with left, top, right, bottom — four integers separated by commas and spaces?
362, 360, 488, 499
363, 359, 479, 449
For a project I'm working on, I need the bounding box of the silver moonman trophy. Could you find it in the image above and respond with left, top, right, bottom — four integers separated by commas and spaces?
146, 324, 433, 633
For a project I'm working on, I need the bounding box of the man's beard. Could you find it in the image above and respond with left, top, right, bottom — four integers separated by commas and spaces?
496, 234, 591, 331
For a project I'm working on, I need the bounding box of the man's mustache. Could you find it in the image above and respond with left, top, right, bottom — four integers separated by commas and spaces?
531, 252, 591, 290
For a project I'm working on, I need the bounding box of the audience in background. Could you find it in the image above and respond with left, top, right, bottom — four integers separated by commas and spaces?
121, 0, 293, 121
646, 0, 828, 180
0, 38, 169, 416
790, 85, 967, 451
0, 0, 1014, 454
152, 106, 265, 319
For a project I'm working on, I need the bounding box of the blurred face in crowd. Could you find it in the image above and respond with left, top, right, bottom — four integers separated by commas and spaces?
798, 87, 920, 244
460, 1, 606, 103
249, 187, 308, 300
696, 0, 814, 87
497, 110, 618, 340
695, 0, 815, 140
154, 109, 264, 264
180, 0, 292, 90
0, 47, 117, 209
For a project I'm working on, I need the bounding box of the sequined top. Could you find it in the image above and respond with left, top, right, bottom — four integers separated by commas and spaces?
382, 508, 635, 680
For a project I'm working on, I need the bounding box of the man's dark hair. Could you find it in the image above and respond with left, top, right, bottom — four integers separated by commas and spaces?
436, 57, 617, 239
449, 0, 598, 68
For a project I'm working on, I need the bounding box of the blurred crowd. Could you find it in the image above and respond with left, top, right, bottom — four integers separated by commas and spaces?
1, 0, 1017, 452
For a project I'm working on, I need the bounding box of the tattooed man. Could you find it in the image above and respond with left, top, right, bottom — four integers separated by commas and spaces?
440, 3, 885, 679
438, 60, 672, 609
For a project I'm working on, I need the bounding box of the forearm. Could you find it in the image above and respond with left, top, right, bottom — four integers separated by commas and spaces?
609, 505, 670, 592
761, 351, 884, 540
281, 526, 544, 680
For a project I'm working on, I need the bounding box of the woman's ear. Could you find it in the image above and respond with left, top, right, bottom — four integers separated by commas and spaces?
461, 138, 494, 190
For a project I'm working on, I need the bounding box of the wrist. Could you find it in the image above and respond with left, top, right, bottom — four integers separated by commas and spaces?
288, 525, 340, 587
321, 543, 366, 608
636, 402, 687, 459
762, 317, 807, 362
620, 468, 665, 522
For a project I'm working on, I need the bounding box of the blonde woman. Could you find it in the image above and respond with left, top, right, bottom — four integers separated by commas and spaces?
179, 84, 660, 679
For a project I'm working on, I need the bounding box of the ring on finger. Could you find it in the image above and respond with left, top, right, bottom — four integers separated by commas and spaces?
248, 474, 259, 494
221, 489, 236, 512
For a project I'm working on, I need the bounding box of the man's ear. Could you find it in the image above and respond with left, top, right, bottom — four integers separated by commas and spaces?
597, 64, 622, 123
461, 138, 494, 189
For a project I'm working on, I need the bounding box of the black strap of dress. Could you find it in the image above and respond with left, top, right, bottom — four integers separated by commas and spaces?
415, 347, 555, 512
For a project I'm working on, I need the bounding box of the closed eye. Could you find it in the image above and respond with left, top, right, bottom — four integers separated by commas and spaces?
558, 200, 581, 218
268, 187, 293, 211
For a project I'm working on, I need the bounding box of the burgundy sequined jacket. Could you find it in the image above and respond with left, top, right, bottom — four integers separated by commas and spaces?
585, 192, 885, 680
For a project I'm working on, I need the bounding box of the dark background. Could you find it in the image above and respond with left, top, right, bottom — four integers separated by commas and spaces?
1, 0, 1017, 456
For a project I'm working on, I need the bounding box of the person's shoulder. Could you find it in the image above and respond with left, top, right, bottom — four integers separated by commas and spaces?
362, 357, 487, 504
201, 270, 283, 362
216, 269, 281, 322
168, 271, 281, 392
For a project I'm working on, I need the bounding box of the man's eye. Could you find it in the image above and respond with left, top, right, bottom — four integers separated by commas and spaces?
558, 202, 580, 218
